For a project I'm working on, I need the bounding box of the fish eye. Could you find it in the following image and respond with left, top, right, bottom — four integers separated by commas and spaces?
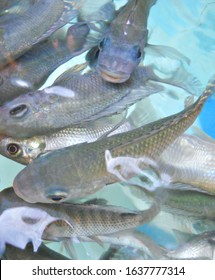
6, 143, 22, 157
131, 46, 142, 59
48, 196, 65, 202
9, 104, 28, 118
46, 191, 68, 202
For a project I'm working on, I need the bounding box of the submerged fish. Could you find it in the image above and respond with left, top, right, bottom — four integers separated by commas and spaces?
0, 0, 78, 67
158, 134, 215, 193
0, 60, 202, 138
0, 66, 165, 138
99, 230, 166, 260
0, 187, 159, 240
131, 187, 215, 235
13, 76, 215, 203
96, 0, 156, 83
166, 231, 215, 260
0, 112, 132, 165
0, 23, 91, 104
2, 243, 69, 260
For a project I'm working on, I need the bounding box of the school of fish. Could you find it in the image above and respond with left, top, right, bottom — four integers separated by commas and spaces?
0, 0, 215, 260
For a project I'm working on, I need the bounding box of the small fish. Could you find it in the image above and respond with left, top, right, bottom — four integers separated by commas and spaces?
0, 187, 160, 241
166, 231, 215, 260
95, 0, 156, 83
0, 23, 92, 104
157, 134, 215, 193
0, 112, 132, 165
131, 187, 215, 235
99, 230, 166, 260
2, 243, 69, 260
13, 76, 215, 203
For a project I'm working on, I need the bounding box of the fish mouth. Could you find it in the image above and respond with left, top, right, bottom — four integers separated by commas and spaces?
97, 67, 130, 83
13, 179, 36, 203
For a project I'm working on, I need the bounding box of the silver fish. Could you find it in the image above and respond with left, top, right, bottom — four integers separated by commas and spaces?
166, 231, 215, 260
157, 134, 215, 194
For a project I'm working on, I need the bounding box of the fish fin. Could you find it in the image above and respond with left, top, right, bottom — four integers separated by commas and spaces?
88, 236, 105, 248
172, 229, 195, 244
83, 198, 108, 205
165, 183, 213, 195
145, 44, 190, 65
33, 2, 79, 45
142, 65, 203, 96
54, 62, 89, 84
42, 219, 74, 241
127, 98, 160, 128
190, 126, 215, 144
184, 96, 195, 108
97, 109, 128, 140
86, 46, 100, 68
60, 240, 77, 259
84, 81, 164, 123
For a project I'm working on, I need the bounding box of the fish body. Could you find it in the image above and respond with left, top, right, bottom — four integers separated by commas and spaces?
0, 0, 78, 67
167, 231, 215, 260
96, 0, 157, 83
0, 66, 163, 138
13, 77, 215, 203
0, 23, 91, 104
158, 134, 215, 193
0, 187, 159, 240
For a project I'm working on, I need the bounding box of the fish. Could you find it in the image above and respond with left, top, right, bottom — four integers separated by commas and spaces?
0, 60, 202, 138
129, 186, 215, 236
95, 0, 157, 83
2, 243, 69, 260
0, 65, 165, 138
0, 187, 160, 241
0, 112, 132, 165
166, 231, 215, 260
13, 76, 215, 203
0, 23, 92, 104
0, 0, 79, 67
98, 230, 166, 260
157, 134, 215, 193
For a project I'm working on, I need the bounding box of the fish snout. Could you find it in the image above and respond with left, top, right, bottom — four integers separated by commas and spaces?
96, 64, 131, 83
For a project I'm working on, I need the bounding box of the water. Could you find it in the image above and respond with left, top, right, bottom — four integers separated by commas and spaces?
0, 0, 215, 260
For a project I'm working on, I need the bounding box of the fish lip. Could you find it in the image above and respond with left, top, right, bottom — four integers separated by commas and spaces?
97, 66, 130, 83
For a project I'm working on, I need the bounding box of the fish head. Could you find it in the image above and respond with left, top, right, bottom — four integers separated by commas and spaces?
0, 90, 59, 137
96, 30, 147, 83
13, 152, 84, 203
0, 135, 46, 165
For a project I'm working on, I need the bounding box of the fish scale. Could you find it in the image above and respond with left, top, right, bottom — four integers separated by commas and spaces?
13, 77, 215, 203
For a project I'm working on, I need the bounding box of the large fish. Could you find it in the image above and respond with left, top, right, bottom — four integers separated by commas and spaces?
0, 0, 79, 67
0, 66, 165, 138
13, 76, 215, 203
95, 0, 156, 83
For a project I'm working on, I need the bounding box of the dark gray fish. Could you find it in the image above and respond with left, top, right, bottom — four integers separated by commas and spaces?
0, 0, 78, 67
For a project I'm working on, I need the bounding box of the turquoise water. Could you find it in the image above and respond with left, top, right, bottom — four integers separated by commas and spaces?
0, 0, 215, 259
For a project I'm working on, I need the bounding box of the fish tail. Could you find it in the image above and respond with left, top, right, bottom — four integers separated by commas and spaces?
139, 202, 160, 224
